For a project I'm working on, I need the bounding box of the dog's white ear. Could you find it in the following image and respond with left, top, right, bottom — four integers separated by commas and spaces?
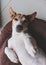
9, 7, 16, 20
9, 7, 16, 16
27, 12, 37, 21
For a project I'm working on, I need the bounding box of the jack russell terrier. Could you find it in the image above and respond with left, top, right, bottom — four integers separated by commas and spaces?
5, 8, 46, 65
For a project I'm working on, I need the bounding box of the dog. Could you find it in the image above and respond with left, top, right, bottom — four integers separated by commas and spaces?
5, 8, 46, 65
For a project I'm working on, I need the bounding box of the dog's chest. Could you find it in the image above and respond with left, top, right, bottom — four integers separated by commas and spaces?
9, 34, 25, 52
13, 35, 24, 47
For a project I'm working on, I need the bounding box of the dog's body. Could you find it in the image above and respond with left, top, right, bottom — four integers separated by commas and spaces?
5, 8, 46, 65
5, 32, 46, 65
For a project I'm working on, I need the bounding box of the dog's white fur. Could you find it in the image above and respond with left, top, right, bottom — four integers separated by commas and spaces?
5, 19, 46, 65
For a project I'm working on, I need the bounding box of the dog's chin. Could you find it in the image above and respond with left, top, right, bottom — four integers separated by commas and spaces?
16, 29, 23, 33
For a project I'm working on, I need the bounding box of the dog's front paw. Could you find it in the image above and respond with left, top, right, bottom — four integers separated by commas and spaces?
29, 49, 36, 57
27, 47, 36, 58
5, 47, 18, 63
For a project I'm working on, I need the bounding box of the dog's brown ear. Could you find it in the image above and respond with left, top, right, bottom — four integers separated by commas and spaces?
9, 7, 16, 20
26, 12, 37, 21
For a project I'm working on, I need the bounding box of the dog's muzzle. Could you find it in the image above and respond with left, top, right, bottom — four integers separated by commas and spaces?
16, 25, 23, 32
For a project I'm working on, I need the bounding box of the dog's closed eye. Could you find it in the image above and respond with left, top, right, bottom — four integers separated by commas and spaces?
15, 18, 18, 21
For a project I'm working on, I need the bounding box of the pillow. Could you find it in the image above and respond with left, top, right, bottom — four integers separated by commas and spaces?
0, 21, 12, 48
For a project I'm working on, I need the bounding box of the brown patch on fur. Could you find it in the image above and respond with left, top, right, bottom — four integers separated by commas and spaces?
26, 12, 37, 21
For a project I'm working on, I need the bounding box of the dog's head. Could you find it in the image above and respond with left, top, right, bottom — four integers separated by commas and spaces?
9, 7, 37, 33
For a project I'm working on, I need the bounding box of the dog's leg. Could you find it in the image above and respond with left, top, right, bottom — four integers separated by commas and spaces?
23, 34, 36, 58
24, 37, 36, 57
4, 38, 18, 63
5, 47, 18, 63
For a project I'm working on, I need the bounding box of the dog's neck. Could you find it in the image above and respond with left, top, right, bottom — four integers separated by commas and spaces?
12, 26, 19, 37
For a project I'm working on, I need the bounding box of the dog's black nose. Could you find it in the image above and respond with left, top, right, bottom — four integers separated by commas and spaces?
16, 25, 23, 32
